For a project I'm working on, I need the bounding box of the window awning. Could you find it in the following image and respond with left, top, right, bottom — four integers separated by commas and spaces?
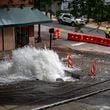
0, 7, 52, 27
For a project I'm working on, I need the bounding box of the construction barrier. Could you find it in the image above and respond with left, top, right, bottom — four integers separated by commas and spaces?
53, 29, 58, 40
67, 32, 110, 47
67, 54, 73, 68
103, 38, 110, 46
57, 28, 61, 39
91, 60, 96, 78
67, 33, 82, 41
53, 28, 61, 40
82, 35, 93, 43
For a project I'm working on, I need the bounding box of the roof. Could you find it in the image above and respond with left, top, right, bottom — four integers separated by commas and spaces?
0, 7, 52, 27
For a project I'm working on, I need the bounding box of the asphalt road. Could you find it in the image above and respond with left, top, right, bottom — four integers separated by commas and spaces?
0, 51, 110, 110
44, 21, 105, 37
0, 23, 110, 110
40, 22, 110, 55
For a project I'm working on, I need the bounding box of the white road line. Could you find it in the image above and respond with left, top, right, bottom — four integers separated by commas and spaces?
71, 42, 86, 47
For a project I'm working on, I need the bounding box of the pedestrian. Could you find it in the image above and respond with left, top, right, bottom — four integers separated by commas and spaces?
104, 26, 110, 38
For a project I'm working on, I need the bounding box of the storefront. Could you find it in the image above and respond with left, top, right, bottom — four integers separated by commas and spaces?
0, 7, 51, 52
15, 26, 33, 48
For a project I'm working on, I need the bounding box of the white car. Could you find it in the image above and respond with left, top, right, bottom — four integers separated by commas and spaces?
58, 13, 86, 26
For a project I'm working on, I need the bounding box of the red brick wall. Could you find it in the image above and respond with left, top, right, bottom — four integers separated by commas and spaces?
0, 0, 33, 7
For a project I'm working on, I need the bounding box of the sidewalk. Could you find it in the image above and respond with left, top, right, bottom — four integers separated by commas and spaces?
85, 22, 106, 30
70, 42, 110, 56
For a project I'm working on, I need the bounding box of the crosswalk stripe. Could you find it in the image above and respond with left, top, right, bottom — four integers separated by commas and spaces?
71, 42, 86, 47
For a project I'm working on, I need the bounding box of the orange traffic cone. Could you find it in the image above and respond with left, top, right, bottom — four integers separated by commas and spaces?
91, 60, 96, 78
53, 29, 58, 40
67, 54, 73, 68
57, 28, 61, 39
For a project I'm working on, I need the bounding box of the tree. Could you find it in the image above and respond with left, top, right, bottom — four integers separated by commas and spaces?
70, 0, 110, 21
32, 0, 52, 15
32, 0, 63, 16
32, 0, 63, 42
69, 0, 110, 31
70, 0, 87, 17
70, 0, 110, 25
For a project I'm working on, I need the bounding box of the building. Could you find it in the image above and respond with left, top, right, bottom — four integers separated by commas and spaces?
104, 0, 110, 5
0, 0, 34, 10
0, 0, 51, 56
61, 0, 73, 11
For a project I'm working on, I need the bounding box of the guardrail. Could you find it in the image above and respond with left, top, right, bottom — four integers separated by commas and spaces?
67, 33, 110, 46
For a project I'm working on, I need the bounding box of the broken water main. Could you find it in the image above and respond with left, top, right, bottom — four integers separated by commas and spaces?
0, 46, 81, 84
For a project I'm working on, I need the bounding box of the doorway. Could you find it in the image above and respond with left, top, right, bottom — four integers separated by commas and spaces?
15, 26, 29, 48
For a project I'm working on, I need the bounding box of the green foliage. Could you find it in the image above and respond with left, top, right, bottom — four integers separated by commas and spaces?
32, 0, 110, 22
70, 0, 87, 17
56, 10, 70, 17
70, 0, 110, 22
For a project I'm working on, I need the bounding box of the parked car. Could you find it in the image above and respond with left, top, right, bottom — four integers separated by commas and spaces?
58, 13, 87, 26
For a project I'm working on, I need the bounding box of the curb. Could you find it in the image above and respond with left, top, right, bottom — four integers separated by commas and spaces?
85, 24, 105, 31
72, 48, 110, 56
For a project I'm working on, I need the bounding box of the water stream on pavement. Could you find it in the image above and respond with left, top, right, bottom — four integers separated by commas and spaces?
0, 46, 74, 84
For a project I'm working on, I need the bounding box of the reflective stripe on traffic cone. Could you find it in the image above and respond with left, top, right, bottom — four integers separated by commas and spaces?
53, 29, 58, 40
67, 54, 73, 68
91, 61, 96, 78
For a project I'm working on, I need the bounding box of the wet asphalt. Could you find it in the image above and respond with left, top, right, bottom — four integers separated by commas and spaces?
0, 23, 110, 110
0, 50, 110, 110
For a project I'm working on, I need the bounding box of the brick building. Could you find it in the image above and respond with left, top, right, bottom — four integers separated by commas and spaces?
0, 0, 32, 8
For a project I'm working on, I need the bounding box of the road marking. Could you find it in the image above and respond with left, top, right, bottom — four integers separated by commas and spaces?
97, 105, 110, 110
71, 42, 86, 47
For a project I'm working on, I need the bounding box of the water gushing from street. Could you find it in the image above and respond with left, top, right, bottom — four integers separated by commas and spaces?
0, 46, 71, 83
